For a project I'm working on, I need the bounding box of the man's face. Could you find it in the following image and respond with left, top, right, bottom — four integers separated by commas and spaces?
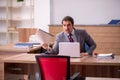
62, 20, 74, 34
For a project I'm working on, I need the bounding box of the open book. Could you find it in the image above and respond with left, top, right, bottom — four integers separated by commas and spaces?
35, 29, 54, 44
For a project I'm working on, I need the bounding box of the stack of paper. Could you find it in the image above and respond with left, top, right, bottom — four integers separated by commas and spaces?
97, 53, 114, 59
14, 42, 40, 49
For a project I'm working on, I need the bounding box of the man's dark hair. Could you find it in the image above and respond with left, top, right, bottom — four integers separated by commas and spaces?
62, 16, 74, 25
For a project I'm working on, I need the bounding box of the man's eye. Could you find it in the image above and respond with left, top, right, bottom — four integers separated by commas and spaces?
67, 24, 70, 26
63, 24, 71, 26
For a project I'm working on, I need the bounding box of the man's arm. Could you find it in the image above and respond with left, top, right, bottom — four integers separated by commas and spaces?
84, 30, 96, 55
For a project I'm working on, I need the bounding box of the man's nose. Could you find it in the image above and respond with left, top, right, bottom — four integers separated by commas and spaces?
65, 25, 69, 28
65, 27, 69, 30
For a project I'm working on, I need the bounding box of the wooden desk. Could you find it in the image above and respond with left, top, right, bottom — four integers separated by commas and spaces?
3, 53, 120, 80
0, 52, 23, 80
0, 43, 41, 80
0, 44, 30, 53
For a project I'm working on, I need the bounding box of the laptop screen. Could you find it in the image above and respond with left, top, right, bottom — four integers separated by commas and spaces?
59, 42, 80, 58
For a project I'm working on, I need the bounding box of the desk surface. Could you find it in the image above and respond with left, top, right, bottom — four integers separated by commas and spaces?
3, 53, 120, 79
0, 44, 30, 53
3, 53, 120, 65
0, 44, 41, 53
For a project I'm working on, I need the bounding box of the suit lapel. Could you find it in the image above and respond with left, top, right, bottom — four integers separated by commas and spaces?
63, 32, 70, 42
74, 29, 80, 42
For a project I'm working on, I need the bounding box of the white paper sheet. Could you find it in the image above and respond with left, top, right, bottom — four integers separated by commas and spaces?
35, 29, 54, 44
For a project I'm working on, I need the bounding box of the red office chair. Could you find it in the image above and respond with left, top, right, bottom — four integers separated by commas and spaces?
35, 55, 79, 80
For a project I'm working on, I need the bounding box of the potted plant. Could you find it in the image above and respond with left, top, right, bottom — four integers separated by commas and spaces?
17, 0, 25, 6
17, 0, 24, 2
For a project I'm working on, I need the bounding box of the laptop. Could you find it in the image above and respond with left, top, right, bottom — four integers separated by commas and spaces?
59, 42, 81, 58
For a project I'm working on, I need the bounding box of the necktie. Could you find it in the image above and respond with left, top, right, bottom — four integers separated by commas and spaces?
68, 34, 74, 42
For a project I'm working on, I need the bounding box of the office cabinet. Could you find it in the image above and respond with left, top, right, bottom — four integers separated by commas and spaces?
85, 65, 120, 78
4, 63, 37, 80
0, 0, 34, 45
0, 62, 4, 80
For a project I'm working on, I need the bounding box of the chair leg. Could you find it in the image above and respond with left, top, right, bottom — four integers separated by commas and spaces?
35, 72, 40, 80
70, 72, 80, 80
74, 77, 86, 80
28, 74, 36, 80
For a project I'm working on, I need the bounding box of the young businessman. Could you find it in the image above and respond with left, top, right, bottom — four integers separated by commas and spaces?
42, 16, 96, 57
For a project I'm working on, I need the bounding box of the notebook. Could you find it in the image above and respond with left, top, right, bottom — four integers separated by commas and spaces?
59, 42, 81, 58
108, 20, 120, 24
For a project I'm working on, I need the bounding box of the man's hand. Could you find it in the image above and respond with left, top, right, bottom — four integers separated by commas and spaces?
80, 52, 88, 57
41, 43, 51, 51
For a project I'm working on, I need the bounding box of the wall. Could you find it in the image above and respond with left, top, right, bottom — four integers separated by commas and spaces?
50, 0, 120, 25
34, 0, 50, 32
34, 0, 120, 32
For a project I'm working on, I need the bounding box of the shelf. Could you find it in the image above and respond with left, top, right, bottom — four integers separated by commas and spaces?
8, 31, 18, 34
8, 5, 34, 8
8, 18, 34, 21
0, 31, 8, 33
0, 19, 7, 21
0, 31, 18, 33
0, 6, 7, 8
0, 0, 34, 45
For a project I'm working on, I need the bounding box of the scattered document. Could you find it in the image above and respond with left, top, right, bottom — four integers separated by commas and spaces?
35, 29, 54, 44
97, 53, 113, 56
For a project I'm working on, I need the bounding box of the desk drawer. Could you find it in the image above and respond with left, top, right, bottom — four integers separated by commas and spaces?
0, 62, 4, 71
85, 65, 120, 78
5, 63, 28, 74
5, 63, 37, 74
70, 65, 120, 78
0, 62, 4, 80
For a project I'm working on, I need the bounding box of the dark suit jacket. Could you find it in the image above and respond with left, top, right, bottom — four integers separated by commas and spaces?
49, 28, 96, 55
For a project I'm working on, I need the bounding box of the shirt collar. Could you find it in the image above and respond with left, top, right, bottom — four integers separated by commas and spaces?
66, 29, 75, 36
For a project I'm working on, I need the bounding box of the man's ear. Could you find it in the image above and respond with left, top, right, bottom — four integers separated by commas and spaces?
73, 27, 75, 29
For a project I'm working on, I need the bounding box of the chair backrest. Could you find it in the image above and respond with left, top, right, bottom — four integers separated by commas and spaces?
35, 55, 70, 80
